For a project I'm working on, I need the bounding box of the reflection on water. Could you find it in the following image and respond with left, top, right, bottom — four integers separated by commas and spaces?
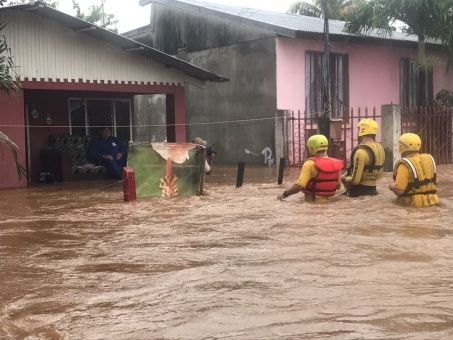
1, 166, 453, 339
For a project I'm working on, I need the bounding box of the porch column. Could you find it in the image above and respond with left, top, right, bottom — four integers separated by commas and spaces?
174, 87, 186, 142
381, 104, 401, 172
0, 90, 27, 188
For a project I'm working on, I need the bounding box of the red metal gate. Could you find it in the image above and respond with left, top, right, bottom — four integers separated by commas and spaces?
401, 107, 453, 164
286, 107, 381, 167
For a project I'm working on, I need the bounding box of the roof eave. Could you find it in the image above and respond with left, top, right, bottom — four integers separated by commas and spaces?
293, 30, 442, 50
1, 1, 228, 82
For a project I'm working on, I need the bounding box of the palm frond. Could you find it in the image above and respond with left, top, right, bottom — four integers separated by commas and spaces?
0, 33, 18, 94
0, 18, 25, 179
0, 131, 27, 179
289, 0, 362, 20
288, 2, 323, 17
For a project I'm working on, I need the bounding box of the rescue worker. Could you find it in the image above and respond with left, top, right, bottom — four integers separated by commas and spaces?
342, 118, 385, 197
389, 133, 439, 207
278, 134, 344, 202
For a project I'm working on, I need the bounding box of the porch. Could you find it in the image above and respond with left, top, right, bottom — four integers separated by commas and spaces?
1, 81, 186, 187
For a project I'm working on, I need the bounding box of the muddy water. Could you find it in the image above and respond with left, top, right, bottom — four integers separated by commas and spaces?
1, 166, 453, 339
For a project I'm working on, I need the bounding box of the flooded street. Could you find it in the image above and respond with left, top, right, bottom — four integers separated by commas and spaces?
1, 166, 453, 339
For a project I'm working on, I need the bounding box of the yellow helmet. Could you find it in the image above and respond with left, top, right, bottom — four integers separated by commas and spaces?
357, 118, 379, 137
307, 134, 328, 155
399, 133, 421, 154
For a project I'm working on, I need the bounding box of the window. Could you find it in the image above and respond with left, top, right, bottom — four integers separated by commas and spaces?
305, 51, 349, 119
69, 100, 87, 136
69, 98, 132, 144
400, 58, 433, 107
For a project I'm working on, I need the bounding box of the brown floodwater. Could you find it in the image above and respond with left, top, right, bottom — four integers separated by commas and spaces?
1, 166, 453, 339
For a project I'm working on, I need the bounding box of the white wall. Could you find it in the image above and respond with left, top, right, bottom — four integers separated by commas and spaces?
0, 9, 197, 86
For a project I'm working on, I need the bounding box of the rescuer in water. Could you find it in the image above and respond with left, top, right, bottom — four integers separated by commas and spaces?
342, 118, 385, 197
278, 134, 344, 202
389, 133, 439, 207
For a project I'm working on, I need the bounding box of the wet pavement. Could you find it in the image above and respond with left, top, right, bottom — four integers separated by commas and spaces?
0, 166, 453, 339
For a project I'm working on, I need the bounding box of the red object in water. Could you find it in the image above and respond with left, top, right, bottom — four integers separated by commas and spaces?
122, 167, 136, 202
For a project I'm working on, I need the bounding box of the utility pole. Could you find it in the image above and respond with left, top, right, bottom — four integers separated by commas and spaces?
319, 0, 331, 140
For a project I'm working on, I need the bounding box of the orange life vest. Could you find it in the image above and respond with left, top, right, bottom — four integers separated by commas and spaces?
304, 157, 344, 197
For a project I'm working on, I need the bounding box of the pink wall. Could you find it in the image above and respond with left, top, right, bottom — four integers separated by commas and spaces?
276, 38, 307, 112
276, 37, 453, 112
0, 91, 27, 189
276, 37, 453, 166
433, 55, 453, 94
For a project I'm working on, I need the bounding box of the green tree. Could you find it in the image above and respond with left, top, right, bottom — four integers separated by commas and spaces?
0, 1, 26, 178
72, 0, 118, 33
345, 0, 453, 69
288, 0, 358, 20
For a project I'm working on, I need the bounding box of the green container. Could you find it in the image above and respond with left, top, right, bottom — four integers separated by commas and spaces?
127, 142, 206, 198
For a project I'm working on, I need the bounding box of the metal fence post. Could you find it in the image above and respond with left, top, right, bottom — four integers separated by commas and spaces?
275, 110, 287, 164
381, 104, 401, 172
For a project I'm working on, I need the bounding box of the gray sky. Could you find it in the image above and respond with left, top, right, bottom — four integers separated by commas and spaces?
55, 0, 296, 33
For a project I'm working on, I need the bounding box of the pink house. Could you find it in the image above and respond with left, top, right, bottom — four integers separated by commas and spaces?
0, 2, 225, 189
130, 0, 453, 166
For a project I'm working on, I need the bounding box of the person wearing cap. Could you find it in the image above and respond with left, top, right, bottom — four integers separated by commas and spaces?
193, 137, 212, 175
278, 134, 344, 202
87, 127, 127, 179
389, 133, 438, 207
342, 118, 385, 197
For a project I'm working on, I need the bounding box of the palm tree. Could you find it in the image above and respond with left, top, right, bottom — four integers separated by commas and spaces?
345, 0, 453, 106
288, 0, 357, 20
0, 3, 26, 178
345, 0, 453, 70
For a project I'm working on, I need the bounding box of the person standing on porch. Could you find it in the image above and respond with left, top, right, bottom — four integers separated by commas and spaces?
389, 133, 439, 207
342, 118, 385, 197
88, 127, 127, 179
278, 135, 343, 202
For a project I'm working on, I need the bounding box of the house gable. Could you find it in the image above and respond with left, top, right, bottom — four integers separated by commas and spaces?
0, 9, 205, 86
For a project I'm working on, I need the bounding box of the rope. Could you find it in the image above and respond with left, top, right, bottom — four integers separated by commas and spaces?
0, 116, 287, 129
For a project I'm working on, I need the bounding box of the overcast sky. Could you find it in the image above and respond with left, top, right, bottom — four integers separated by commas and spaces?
55, 0, 297, 33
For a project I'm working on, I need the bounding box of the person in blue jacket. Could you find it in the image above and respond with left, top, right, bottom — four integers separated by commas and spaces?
88, 127, 127, 179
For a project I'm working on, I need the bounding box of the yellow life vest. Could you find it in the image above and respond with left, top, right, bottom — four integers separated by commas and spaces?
348, 142, 385, 182
393, 154, 437, 197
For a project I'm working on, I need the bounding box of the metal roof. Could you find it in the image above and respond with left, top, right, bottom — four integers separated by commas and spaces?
0, 1, 228, 82
144, 0, 440, 47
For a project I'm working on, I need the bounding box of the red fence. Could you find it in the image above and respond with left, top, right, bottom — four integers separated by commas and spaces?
286, 107, 381, 167
401, 106, 453, 164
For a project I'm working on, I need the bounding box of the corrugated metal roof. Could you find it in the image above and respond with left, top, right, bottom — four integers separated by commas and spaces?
0, 1, 228, 82
147, 0, 438, 46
